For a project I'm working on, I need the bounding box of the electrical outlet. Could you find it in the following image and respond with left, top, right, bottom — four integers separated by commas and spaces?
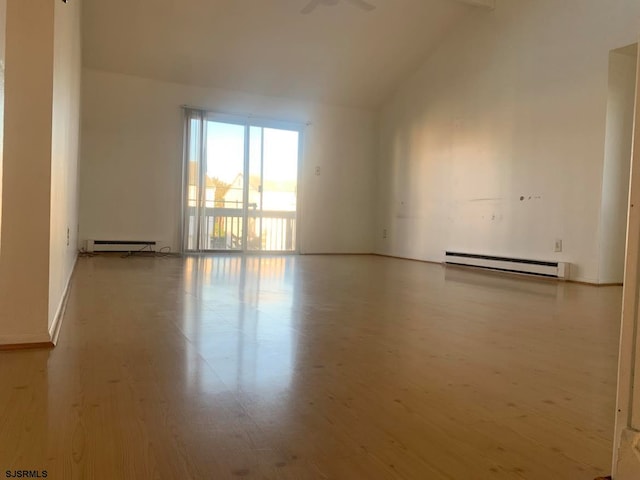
383, 229, 388, 239
554, 239, 562, 252
66, 227, 70, 246
315, 166, 321, 176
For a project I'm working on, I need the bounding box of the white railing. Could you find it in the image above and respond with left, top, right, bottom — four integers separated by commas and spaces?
186, 207, 296, 251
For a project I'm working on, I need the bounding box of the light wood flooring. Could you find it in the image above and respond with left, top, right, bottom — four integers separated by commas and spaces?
0, 254, 622, 479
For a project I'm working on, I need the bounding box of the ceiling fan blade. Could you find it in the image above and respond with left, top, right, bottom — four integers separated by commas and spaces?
301, 0, 322, 14
344, 0, 376, 11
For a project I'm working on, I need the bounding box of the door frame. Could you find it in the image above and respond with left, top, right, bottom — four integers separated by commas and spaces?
180, 109, 304, 254
613, 38, 640, 478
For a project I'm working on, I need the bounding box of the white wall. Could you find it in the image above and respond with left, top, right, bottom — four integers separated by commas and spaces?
0, 0, 81, 345
0, 0, 55, 343
0, 0, 5, 232
376, 0, 640, 283
613, 42, 640, 480
79, 69, 376, 254
598, 45, 637, 284
49, 0, 81, 329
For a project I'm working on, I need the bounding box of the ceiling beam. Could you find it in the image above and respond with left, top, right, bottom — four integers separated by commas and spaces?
453, 0, 496, 10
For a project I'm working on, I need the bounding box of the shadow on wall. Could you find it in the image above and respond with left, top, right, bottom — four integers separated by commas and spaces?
599, 43, 638, 284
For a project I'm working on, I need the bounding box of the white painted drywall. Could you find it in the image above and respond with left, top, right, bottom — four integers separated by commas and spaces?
81, 0, 469, 109
49, 0, 81, 329
376, 0, 640, 283
0, 0, 5, 235
79, 69, 375, 254
613, 36, 640, 480
0, 0, 54, 343
598, 45, 637, 284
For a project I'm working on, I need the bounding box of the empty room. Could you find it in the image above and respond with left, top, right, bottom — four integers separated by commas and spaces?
2, 0, 640, 479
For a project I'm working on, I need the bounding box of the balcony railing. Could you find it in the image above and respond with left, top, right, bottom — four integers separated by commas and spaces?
185, 206, 296, 252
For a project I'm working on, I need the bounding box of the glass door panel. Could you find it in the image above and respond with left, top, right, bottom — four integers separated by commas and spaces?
247, 126, 299, 251
204, 121, 246, 251
261, 128, 298, 251
247, 127, 264, 251
183, 111, 300, 253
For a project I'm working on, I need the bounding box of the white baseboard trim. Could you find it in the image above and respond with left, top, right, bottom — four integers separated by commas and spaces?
0, 255, 78, 349
0, 332, 52, 346
48, 255, 78, 346
615, 427, 640, 479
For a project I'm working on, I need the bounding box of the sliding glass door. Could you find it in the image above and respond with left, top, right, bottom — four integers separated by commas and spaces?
183, 110, 300, 253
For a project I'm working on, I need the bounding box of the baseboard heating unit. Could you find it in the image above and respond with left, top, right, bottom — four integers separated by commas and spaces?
85, 240, 159, 253
444, 251, 569, 279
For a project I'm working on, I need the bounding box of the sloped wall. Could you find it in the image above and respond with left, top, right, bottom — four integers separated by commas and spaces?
376, 0, 640, 283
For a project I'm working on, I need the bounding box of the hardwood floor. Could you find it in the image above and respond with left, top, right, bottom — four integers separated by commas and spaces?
0, 254, 622, 479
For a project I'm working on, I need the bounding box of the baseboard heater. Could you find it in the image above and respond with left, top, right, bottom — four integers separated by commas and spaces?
85, 240, 158, 253
445, 251, 569, 279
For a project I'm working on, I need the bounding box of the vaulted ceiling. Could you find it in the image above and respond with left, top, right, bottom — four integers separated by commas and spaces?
82, 0, 486, 109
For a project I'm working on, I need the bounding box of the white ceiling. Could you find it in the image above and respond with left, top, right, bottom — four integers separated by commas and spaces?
82, 0, 476, 109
